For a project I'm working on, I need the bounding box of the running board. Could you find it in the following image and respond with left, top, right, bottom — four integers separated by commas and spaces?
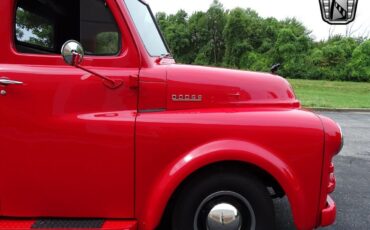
0, 219, 137, 229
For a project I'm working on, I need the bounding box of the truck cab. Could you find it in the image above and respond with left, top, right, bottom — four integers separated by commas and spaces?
0, 0, 342, 230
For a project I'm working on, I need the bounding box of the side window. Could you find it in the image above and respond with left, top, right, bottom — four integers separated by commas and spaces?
14, 0, 121, 56
15, 8, 55, 51
95, 32, 120, 54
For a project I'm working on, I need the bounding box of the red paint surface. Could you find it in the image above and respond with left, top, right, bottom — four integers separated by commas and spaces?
0, 1, 341, 230
0, 0, 138, 218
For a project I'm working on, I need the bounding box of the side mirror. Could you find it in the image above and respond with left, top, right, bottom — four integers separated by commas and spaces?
61, 40, 84, 66
60, 40, 123, 89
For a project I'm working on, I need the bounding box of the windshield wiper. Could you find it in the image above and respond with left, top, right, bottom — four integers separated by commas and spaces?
160, 53, 173, 58
155, 53, 174, 64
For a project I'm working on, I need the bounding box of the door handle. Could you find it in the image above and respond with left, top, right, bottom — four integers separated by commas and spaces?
0, 78, 24, 85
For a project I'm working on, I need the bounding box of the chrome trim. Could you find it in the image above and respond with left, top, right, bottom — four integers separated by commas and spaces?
61, 40, 84, 66
172, 94, 202, 102
207, 203, 242, 230
337, 122, 344, 154
0, 78, 23, 85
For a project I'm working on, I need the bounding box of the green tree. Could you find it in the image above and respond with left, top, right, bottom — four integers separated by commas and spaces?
240, 51, 270, 72
188, 12, 209, 63
349, 40, 370, 82
157, 10, 192, 63
156, 12, 169, 31
206, 0, 227, 65
310, 37, 359, 80
223, 8, 252, 68
157, 1, 369, 82
272, 27, 313, 78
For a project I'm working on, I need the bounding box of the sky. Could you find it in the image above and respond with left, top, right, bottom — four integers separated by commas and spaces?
148, 0, 370, 41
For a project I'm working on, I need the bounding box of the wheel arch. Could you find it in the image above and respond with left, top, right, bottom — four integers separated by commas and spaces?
157, 161, 284, 230
140, 139, 304, 230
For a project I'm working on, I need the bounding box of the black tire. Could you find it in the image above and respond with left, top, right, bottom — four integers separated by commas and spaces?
171, 170, 275, 230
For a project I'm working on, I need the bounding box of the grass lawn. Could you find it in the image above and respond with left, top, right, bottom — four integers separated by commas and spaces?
288, 79, 370, 109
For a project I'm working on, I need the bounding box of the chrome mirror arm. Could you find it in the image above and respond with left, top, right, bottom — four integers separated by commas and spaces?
75, 63, 123, 89
61, 40, 123, 89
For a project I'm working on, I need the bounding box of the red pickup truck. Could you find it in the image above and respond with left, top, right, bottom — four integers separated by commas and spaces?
0, 0, 343, 229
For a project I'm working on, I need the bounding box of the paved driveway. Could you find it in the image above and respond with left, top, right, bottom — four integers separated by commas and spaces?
275, 112, 370, 230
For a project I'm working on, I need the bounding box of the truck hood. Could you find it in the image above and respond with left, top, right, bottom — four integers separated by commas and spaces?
166, 64, 300, 110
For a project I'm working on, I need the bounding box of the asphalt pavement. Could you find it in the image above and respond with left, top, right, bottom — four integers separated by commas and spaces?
275, 111, 370, 230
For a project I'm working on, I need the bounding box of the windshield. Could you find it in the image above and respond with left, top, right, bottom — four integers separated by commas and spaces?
124, 0, 169, 56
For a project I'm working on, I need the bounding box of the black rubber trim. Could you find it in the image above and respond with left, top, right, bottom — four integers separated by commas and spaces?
138, 108, 166, 113
32, 219, 104, 229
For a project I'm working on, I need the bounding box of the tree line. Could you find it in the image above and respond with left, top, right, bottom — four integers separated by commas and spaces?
156, 0, 370, 82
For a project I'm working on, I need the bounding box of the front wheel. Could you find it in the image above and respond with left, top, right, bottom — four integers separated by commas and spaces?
172, 170, 275, 230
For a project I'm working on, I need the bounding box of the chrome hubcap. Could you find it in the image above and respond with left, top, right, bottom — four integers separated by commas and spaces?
194, 191, 256, 230
207, 203, 241, 230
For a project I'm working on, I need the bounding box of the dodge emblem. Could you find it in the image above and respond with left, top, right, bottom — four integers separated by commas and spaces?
172, 94, 203, 102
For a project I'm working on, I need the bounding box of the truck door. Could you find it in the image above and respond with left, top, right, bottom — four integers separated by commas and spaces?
0, 0, 138, 218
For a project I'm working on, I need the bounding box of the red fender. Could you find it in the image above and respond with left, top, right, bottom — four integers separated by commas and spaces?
139, 140, 306, 230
